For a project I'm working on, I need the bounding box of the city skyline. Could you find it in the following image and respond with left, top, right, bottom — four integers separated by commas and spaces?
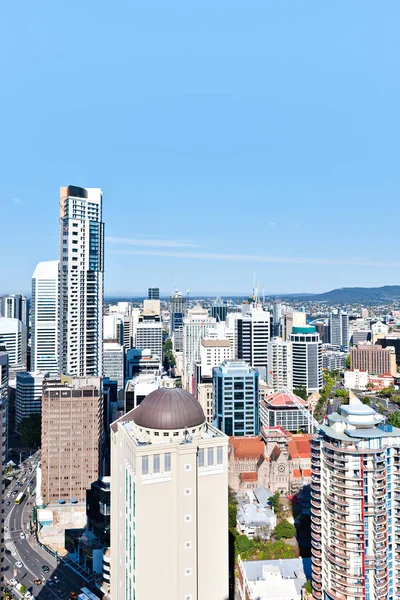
2, 3, 400, 294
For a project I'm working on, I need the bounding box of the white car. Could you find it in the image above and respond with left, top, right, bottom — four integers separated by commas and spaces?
15, 560, 23, 568
24, 592, 32, 599
19, 532, 25, 539
10, 578, 18, 585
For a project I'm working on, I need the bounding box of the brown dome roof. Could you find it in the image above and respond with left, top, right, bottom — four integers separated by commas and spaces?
132, 388, 205, 430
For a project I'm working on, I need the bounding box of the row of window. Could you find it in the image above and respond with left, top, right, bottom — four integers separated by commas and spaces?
142, 452, 171, 475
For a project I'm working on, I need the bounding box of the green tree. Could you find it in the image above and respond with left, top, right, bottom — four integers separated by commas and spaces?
293, 386, 307, 401
18, 414, 41, 447
388, 411, 400, 428
362, 397, 371, 406
379, 387, 395, 399
305, 580, 312, 594
346, 355, 351, 369
235, 535, 253, 554
274, 519, 296, 540
366, 382, 374, 390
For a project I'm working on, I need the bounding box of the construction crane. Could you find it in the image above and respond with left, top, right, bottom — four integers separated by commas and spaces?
269, 371, 320, 434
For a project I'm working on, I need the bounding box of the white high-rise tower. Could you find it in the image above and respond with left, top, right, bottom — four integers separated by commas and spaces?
59, 186, 104, 377
31, 260, 59, 375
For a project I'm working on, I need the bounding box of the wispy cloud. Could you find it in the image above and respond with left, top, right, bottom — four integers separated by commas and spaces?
267, 220, 276, 227
109, 248, 399, 268
12, 198, 21, 204
106, 236, 199, 248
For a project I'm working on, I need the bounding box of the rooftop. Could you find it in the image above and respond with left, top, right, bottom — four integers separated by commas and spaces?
263, 392, 307, 408
230, 436, 264, 460
132, 388, 205, 430
201, 338, 231, 347
288, 434, 311, 459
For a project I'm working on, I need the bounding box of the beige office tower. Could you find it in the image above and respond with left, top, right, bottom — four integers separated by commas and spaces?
110, 388, 229, 600
41, 376, 104, 504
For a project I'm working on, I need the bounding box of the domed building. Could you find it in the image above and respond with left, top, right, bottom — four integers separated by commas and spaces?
110, 387, 229, 600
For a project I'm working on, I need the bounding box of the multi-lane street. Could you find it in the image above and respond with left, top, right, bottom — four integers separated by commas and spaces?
4, 454, 89, 599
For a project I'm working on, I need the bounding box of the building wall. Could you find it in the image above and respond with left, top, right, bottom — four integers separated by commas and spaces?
267, 338, 293, 392
110, 420, 229, 600
41, 377, 104, 504
290, 331, 322, 394
15, 371, 47, 425
197, 382, 214, 423
350, 344, 397, 376
59, 186, 104, 377
31, 260, 59, 375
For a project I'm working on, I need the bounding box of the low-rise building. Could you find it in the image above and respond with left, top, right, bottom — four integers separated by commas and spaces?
368, 372, 395, 390
229, 427, 311, 495
322, 350, 346, 371
237, 556, 311, 600
237, 503, 277, 538
344, 369, 369, 390
350, 343, 397, 376
260, 392, 311, 432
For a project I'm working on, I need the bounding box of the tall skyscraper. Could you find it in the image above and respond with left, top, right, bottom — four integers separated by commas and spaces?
170, 291, 187, 352
210, 297, 228, 323
0, 293, 28, 326
0, 316, 27, 377
15, 371, 48, 426
183, 307, 216, 393
31, 260, 59, 375
59, 185, 104, 377
103, 341, 124, 393
0, 348, 8, 457
213, 360, 260, 436
41, 376, 104, 504
236, 306, 270, 371
290, 326, 322, 395
329, 309, 349, 351
272, 300, 282, 337
148, 287, 160, 300
281, 310, 306, 341
110, 388, 229, 600
267, 337, 293, 392
311, 398, 400, 600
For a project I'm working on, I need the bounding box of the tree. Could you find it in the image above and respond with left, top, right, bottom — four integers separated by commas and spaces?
366, 382, 374, 390
274, 519, 296, 540
269, 491, 281, 511
305, 580, 312, 594
362, 397, 371, 406
235, 534, 253, 554
18, 413, 41, 447
346, 355, 351, 369
379, 387, 395, 398
388, 411, 400, 428
293, 386, 307, 401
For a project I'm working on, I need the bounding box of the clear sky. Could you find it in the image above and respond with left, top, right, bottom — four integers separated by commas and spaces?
1, 1, 400, 297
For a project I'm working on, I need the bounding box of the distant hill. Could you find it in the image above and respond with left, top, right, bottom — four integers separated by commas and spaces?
276, 286, 400, 304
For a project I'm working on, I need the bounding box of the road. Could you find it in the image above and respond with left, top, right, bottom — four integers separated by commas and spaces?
4, 454, 89, 599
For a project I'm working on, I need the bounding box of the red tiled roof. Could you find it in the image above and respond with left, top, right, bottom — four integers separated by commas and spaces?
288, 434, 311, 460
302, 469, 312, 477
263, 392, 307, 408
260, 425, 288, 438
240, 472, 258, 482
293, 469, 301, 477
229, 436, 264, 460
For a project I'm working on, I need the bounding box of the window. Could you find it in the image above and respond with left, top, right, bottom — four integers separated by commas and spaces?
198, 449, 204, 467
217, 446, 223, 465
208, 447, 214, 466
185, 541, 192, 549
185, 596, 192, 600
153, 454, 160, 473
164, 452, 171, 472
185, 464, 191, 472
185, 488, 191, 496
142, 455, 149, 475
185, 514, 192, 522
185, 568, 192, 576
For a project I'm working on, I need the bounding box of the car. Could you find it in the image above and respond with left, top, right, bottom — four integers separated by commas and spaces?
47, 579, 53, 586
42, 565, 50, 572
6, 501, 10, 506
19, 532, 25, 539
53, 575, 59, 582
69, 593, 78, 600
10, 578, 18, 586
15, 561, 23, 568
24, 592, 32, 599
34, 578, 42, 585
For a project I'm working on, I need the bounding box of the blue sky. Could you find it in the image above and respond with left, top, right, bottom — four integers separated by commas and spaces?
1, 1, 400, 296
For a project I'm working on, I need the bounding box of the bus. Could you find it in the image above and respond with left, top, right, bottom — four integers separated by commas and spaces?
15, 492, 24, 504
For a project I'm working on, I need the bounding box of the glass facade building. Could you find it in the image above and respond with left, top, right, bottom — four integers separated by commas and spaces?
213, 360, 259, 436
